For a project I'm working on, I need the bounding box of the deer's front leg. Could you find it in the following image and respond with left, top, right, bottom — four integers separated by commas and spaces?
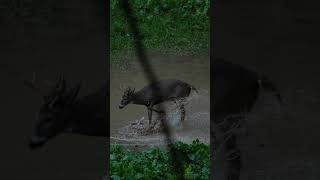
147, 106, 153, 125
180, 104, 186, 122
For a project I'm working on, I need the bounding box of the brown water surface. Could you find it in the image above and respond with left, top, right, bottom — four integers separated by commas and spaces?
110, 54, 210, 146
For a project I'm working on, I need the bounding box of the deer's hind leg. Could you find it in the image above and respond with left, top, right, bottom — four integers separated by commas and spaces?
173, 99, 186, 122
180, 104, 186, 122
147, 107, 153, 126
173, 99, 180, 108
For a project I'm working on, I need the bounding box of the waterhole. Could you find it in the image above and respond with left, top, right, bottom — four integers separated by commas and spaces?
110, 53, 210, 148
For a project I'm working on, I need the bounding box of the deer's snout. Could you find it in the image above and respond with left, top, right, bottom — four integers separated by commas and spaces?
119, 104, 125, 109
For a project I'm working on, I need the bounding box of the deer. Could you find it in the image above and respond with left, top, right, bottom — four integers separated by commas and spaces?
118, 79, 198, 126
213, 58, 283, 123
212, 58, 283, 180
24, 73, 108, 149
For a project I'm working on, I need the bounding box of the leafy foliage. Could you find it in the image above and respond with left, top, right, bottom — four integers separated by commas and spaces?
111, 0, 210, 66
110, 139, 210, 179
111, 0, 209, 18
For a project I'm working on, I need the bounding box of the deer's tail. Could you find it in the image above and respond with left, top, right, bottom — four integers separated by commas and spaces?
258, 75, 283, 104
190, 85, 199, 94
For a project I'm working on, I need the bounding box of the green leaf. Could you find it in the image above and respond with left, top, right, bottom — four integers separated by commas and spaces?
111, 175, 121, 180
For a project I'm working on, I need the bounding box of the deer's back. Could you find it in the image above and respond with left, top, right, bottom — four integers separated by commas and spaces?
213, 59, 260, 120
136, 79, 192, 104
71, 84, 108, 137
78, 84, 108, 111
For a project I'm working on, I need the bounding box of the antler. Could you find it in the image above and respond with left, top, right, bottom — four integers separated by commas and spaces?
23, 72, 42, 93
23, 73, 39, 90
23, 72, 56, 95
119, 83, 127, 91
123, 86, 135, 97
55, 74, 66, 93
129, 87, 135, 94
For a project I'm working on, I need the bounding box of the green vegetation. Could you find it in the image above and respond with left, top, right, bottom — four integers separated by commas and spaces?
111, 0, 210, 66
110, 139, 210, 180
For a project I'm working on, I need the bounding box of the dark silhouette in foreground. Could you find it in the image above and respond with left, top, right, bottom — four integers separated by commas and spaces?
214, 58, 282, 121
118, 79, 198, 125
213, 58, 283, 180
25, 74, 108, 149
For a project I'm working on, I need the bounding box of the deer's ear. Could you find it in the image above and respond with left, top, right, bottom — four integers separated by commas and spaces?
65, 82, 81, 104
55, 74, 66, 93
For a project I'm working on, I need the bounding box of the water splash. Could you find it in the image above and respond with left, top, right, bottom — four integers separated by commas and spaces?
111, 88, 210, 148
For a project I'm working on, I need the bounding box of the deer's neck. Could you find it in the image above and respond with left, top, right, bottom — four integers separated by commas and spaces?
131, 93, 149, 105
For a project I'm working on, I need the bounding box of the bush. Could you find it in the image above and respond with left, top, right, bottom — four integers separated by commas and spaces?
110, 139, 210, 180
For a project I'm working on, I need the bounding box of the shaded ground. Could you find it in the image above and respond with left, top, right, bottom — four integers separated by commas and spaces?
214, 1, 320, 179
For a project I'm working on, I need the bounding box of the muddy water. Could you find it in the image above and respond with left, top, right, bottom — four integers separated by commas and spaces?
110, 54, 210, 146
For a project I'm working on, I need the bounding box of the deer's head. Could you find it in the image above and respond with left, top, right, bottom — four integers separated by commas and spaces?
25, 74, 81, 149
119, 85, 135, 109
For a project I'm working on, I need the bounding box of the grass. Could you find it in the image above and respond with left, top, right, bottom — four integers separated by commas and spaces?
111, 0, 210, 67
110, 139, 210, 180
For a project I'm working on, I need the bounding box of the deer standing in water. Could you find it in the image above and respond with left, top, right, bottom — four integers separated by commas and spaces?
118, 79, 198, 125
